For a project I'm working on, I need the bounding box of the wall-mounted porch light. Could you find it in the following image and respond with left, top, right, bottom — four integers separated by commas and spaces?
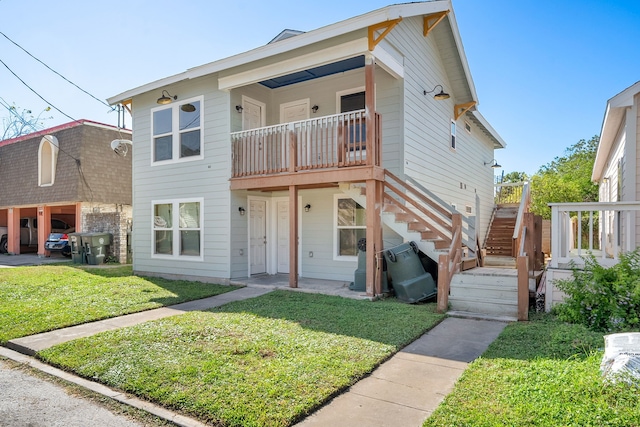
484, 159, 502, 169
311, 105, 319, 113
238, 207, 246, 216
157, 90, 177, 105
304, 204, 311, 212
423, 84, 450, 100
235, 105, 243, 113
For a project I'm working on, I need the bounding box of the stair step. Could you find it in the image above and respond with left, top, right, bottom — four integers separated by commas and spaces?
448, 298, 518, 318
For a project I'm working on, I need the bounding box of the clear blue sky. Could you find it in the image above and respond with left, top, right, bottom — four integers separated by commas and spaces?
1, 0, 639, 176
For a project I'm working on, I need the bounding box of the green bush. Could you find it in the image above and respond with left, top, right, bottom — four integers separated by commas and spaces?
553, 249, 640, 332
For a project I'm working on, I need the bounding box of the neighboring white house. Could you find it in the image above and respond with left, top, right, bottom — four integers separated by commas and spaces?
546, 81, 640, 310
107, 1, 506, 292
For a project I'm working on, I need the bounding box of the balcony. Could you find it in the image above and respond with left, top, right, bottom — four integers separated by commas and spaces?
230, 110, 381, 190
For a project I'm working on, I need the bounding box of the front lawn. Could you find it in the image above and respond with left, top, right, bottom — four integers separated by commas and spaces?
0, 265, 233, 344
424, 314, 640, 427
39, 291, 445, 427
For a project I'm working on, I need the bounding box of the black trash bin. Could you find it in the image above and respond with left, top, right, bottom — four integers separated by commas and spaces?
383, 242, 436, 303
68, 233, 85, 264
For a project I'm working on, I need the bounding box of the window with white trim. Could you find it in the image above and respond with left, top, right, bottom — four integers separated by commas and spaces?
450, 120, 456, 150
38, 135, 59, 186
152, 198, 203, 259
335, 196, 366, 259
151, 96, 203, 164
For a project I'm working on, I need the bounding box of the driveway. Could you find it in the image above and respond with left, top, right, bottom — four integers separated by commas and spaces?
0, 253, 71, 268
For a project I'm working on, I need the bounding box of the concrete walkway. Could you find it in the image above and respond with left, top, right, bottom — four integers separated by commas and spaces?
2, 283, 509, 427
7, 286, 272, 355
296, 317, 507, 427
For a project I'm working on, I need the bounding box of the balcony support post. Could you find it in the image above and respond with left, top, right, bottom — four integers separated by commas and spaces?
365, 56, 376, 166
289, 185, 298, 288
365, 179, 383, 297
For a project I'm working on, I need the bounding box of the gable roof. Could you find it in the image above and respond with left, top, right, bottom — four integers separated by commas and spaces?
107, 1, 505, 148
592, 80, 640, 181
0, 119, 130, 148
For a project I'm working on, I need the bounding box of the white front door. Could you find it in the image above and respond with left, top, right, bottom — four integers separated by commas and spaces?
276, 200, 289, 273
249, 200, 267, 275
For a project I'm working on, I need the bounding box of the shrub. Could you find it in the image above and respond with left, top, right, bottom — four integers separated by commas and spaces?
553, 249, 640, 332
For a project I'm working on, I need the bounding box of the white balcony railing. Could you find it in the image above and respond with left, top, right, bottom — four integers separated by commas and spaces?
549, 201, 640, 268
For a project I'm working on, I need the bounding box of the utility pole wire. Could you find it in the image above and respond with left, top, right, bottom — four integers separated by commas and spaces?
0, 58, 78, 123
0, 30, 114, 110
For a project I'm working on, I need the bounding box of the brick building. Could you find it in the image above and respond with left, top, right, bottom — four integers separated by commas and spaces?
0, 120, 132, 262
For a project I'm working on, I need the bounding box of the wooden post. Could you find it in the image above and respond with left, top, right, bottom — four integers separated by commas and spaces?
364, 56, 375, 166
517, 255, 529, 321
7, 207, 20, 255
524, 212, 534, 275
437, 253, 449, 313
289, 131, 297, 173
75, 202, 83, 232
289, 185, 298, 288
365, 179, 381, 296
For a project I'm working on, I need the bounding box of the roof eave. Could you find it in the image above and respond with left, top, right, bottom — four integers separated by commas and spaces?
107, 1, 452, 105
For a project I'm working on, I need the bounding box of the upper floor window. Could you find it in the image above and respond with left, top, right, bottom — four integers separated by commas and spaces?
38, 135, 59, 186
151, 96, 203, 164
450, 120, 456, 150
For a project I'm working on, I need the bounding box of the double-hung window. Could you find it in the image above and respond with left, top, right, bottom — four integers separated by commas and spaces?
334, 196, 366, 259
152, 198, 203, 260
151, 96, 203, 164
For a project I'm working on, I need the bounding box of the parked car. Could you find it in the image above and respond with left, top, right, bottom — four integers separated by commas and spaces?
45, 232, 72, 257
0, 218, 74, 253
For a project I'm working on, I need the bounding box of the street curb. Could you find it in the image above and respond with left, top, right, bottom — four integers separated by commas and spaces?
0, 346, 208, 427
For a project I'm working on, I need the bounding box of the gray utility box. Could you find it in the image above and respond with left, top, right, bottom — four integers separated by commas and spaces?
68, 233, 84, 264
349, 238, 390, 293
82, 233, 112, 265
383, 242, 437, 303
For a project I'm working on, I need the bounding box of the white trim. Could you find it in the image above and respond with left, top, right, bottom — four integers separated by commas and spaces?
38, 135, 59, 187
150, 95, 204, 166
151, 197, 204, 262
372, 46, 404, 80
333, 194, 366, 262
336, 86, 366, 112
219, 39, 368, 91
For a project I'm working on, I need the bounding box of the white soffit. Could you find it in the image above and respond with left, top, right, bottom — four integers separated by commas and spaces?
218, 38, 369, 90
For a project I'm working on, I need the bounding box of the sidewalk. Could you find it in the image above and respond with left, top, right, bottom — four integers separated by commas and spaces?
2, 284, 508, 427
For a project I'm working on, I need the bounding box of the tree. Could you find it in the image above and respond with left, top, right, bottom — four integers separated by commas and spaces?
530, 136, 599, 219
495, 171, 529, 204
1, 98, 52, 140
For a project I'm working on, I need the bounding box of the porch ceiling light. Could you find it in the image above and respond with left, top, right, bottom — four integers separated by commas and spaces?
157, 90, 177, 105
484, 159, 502, 169
423, 84, 450, 100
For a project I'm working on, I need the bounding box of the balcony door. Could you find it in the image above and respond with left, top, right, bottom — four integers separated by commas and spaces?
242, 96, 265, 131
280, 99, 309, 123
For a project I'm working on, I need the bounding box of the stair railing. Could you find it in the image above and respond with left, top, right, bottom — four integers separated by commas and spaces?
516, 226, 529, 321
437, 213, 462, 313
512, 182, 530, 257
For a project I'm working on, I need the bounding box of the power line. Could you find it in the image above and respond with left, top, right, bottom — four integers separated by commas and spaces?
0, 31, 113, 110
0, 58, 78, 123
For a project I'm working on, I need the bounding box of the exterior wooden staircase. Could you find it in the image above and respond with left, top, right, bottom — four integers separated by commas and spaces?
485, 206, 518, 257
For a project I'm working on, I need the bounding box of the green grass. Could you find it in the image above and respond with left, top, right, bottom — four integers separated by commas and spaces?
424, 314, 640, 427
39, 291, 445, 427
0, 265, 234, 344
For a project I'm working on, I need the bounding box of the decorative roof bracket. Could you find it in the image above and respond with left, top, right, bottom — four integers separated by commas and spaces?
368, 18, 403, 51
423, 11, 450, 37
454, 101, 476, 120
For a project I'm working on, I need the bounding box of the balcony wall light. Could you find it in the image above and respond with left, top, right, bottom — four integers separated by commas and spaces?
235, 105, 243, 113
423, 84, 450, 100
484, 159, 502, 169
311, 105, 319, 113
157, 90, 177, 105
304, 204, 311, 212
238, 207, 246, 216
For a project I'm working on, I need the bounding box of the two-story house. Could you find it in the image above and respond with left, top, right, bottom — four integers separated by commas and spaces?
107, 1, 506, 296
0, 120, 132, 262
